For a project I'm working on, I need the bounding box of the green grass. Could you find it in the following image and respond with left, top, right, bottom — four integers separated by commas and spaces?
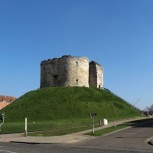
87, 123, 130, 136
0, 87, 141, 134
28, 126, 90, 136
87, 119, 147, 136
1, 118, 92, 133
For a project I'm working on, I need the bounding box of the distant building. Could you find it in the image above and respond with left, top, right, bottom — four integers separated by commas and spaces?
0, 95, 16, 110
40, 55, 104, 89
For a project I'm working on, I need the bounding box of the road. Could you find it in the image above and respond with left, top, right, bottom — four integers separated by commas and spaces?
0, 119, 153, 153
0, 142, 148, 153
77, 118, 153, 152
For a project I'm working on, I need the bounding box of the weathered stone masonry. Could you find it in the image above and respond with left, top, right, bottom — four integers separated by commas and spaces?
40, 55, 103, 89
89, 61, 103, 88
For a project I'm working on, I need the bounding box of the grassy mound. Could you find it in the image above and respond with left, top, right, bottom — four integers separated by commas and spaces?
2, 87, 141, 123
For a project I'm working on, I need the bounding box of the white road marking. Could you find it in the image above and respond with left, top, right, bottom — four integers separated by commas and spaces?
0, 150, 17, 153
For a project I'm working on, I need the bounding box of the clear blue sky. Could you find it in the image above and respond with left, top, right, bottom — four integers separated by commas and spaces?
0, 0, 153, 110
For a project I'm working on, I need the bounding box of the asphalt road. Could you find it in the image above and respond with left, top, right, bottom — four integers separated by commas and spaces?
0, 118, 153, 153
77, 118, 153, 152
0, 142, 151, 153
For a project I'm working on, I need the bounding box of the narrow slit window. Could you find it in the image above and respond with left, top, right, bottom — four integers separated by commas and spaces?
76, 79, 78, 85
53, 75, 58, 86
54, 75, 58, 79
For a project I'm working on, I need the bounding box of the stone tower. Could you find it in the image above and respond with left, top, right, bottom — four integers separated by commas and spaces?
89, 61, 103, 89
40, 55, 89, 88
40, 55, 103, 89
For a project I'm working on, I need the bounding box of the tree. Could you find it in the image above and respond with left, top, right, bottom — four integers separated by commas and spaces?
144, 105, 153, 116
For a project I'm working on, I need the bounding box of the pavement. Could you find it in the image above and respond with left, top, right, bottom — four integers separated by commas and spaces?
0, 117, 151, 144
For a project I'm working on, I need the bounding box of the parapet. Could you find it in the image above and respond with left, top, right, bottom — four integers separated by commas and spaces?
41, 55, 89, 65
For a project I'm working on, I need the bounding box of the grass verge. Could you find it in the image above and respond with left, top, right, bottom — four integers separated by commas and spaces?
87, 123, 130, 136
0, 118, 93, 134
28, 126, 90, 136
86, 119, 149, 136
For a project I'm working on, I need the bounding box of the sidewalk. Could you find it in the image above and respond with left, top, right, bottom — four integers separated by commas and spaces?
0, 117, 149, 144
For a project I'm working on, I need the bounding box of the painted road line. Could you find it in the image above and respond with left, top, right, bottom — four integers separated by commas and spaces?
0, 150, 17, 153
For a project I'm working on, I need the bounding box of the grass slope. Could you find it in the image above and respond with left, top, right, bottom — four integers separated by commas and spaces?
2, 87, 141, 123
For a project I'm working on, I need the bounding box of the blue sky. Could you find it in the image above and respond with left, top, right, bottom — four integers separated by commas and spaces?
0, 0, 153, 110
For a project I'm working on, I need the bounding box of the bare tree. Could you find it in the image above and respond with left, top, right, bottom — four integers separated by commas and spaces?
144, 105, 153, 116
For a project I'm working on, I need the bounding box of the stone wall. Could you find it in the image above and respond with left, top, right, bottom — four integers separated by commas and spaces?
96, 63, 103, 89
40, 55, 103, 89
89, 61, 97, 88
89, 61, 103, 89
40, 55, 89, 88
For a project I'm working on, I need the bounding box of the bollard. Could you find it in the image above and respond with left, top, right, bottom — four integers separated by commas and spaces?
25, 118, 27, 137
103, 119, 108, 125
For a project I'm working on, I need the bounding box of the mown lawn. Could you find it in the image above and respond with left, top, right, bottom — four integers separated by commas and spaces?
0, 118, 93, 134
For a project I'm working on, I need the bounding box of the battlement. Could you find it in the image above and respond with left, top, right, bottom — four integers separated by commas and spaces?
41, 55, 89, 65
